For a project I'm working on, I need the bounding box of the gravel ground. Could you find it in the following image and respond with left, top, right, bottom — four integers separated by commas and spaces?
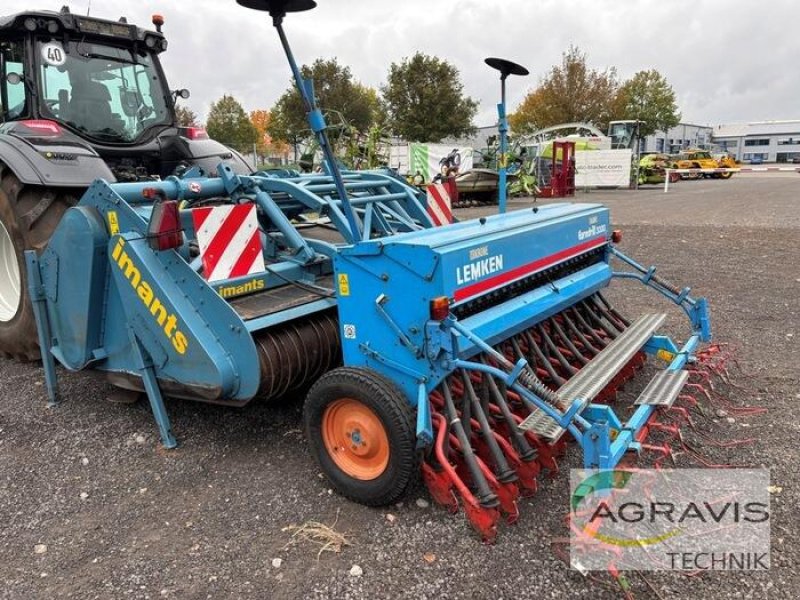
1, 174, 798, 599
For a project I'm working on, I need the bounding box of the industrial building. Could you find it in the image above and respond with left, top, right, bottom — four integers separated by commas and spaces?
711, 120, 800, 163
456, 119, 800, 165
641, 123, 713, 155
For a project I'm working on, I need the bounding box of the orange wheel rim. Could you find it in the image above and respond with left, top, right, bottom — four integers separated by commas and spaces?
322, 398, 390, 480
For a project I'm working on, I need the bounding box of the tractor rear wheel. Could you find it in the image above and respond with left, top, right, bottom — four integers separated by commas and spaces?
304, 367, 419, 506
0, 168, 72, 360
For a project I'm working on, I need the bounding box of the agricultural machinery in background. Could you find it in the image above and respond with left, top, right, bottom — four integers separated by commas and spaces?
534, 140, 576, 198
637, 153, 681, 185
3, 0, 718, 542
297, 110, 391, 173
672, 148, 736, 179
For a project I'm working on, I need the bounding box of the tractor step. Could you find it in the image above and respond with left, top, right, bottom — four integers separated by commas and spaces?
634, 369, 688, 406
519, 313, 667, 439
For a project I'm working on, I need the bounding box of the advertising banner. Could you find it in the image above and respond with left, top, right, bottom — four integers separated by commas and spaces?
575, 149, 632, 187
410, 144, 474, 184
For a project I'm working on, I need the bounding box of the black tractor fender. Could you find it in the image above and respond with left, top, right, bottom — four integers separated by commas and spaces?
0, 133, 114, 188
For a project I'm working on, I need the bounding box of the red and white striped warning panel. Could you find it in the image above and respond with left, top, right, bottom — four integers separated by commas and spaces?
738, 167, 800, 172
192, 204, 265, 282
426, 183, 453, 226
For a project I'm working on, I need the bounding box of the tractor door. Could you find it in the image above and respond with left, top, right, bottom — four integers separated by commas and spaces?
0, 38, 29, 121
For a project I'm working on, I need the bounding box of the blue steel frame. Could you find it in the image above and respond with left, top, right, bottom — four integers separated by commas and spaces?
333, 193, 711, 469
23, 3, 713, 469
426, 279, 709, 469
24, 161, 434, 447
436, 246, 711, 469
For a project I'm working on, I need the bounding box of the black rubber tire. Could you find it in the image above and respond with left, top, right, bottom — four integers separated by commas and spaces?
0, 167, 73, 360
304, 366, 419, 506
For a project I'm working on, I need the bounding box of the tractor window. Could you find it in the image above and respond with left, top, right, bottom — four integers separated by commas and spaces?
0, 40, 28, 121
36, 39, 171, 142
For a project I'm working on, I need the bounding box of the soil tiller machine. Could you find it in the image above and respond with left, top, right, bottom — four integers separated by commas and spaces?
21, 0, 712, 541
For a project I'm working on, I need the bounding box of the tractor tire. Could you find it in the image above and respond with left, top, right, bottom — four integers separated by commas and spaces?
0, 168, 73, 360
304, 366, 419, 506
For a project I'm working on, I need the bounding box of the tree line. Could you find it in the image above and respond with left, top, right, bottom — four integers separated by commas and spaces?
509, 46, 681, 138
176, 47, 680, 158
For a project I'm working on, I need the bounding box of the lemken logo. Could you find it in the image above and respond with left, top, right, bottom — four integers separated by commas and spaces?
457, 245, 504, 285
111, 238, 189, 355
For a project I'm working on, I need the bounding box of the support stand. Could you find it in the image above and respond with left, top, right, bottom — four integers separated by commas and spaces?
127, 328, 178, 449
24, 251, 59, 407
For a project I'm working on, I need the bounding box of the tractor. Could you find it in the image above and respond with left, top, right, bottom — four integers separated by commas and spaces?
0, 6, 251, 359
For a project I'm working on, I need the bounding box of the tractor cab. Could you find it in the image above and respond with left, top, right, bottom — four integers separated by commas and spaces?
0, 6, 250, 183
607, 120, 643, 150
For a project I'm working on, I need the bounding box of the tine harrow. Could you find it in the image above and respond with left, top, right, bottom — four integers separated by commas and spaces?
423, 292, 647, 541
423, 290, 752, 542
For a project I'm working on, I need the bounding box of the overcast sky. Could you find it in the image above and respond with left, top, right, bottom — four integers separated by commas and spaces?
7, 0, 799, 129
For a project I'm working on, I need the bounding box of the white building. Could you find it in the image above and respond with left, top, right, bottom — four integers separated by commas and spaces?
454, 119, 800, 164
711, 120, 800, 163
641, 123, 713, 155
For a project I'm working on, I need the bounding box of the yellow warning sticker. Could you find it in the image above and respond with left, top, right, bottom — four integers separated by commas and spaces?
337, 273, 350, 296
107, 210, 120, 235
657, 349, 676, 363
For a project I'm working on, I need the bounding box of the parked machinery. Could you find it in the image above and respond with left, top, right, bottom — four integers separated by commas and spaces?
0, 6, 251, 359
536, 141, 576, 198
638, 153, 680, 185
673, 149, 736, 179
11, 0, 713, 541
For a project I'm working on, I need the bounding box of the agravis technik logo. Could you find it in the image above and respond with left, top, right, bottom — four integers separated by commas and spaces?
569, 469, 771, 571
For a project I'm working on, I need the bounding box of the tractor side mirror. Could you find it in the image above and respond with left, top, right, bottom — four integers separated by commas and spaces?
6, 72, 22, 85
174, 88, 190, 100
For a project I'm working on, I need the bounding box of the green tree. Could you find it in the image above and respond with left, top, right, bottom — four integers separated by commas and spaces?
175, 105, 198, 127
361, 84, 388, 130
612, 70, 681, 137
381, 52, 477, 142
509, 46, 618, 135
267, 58, 378, 147
205, 95, 258, 152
